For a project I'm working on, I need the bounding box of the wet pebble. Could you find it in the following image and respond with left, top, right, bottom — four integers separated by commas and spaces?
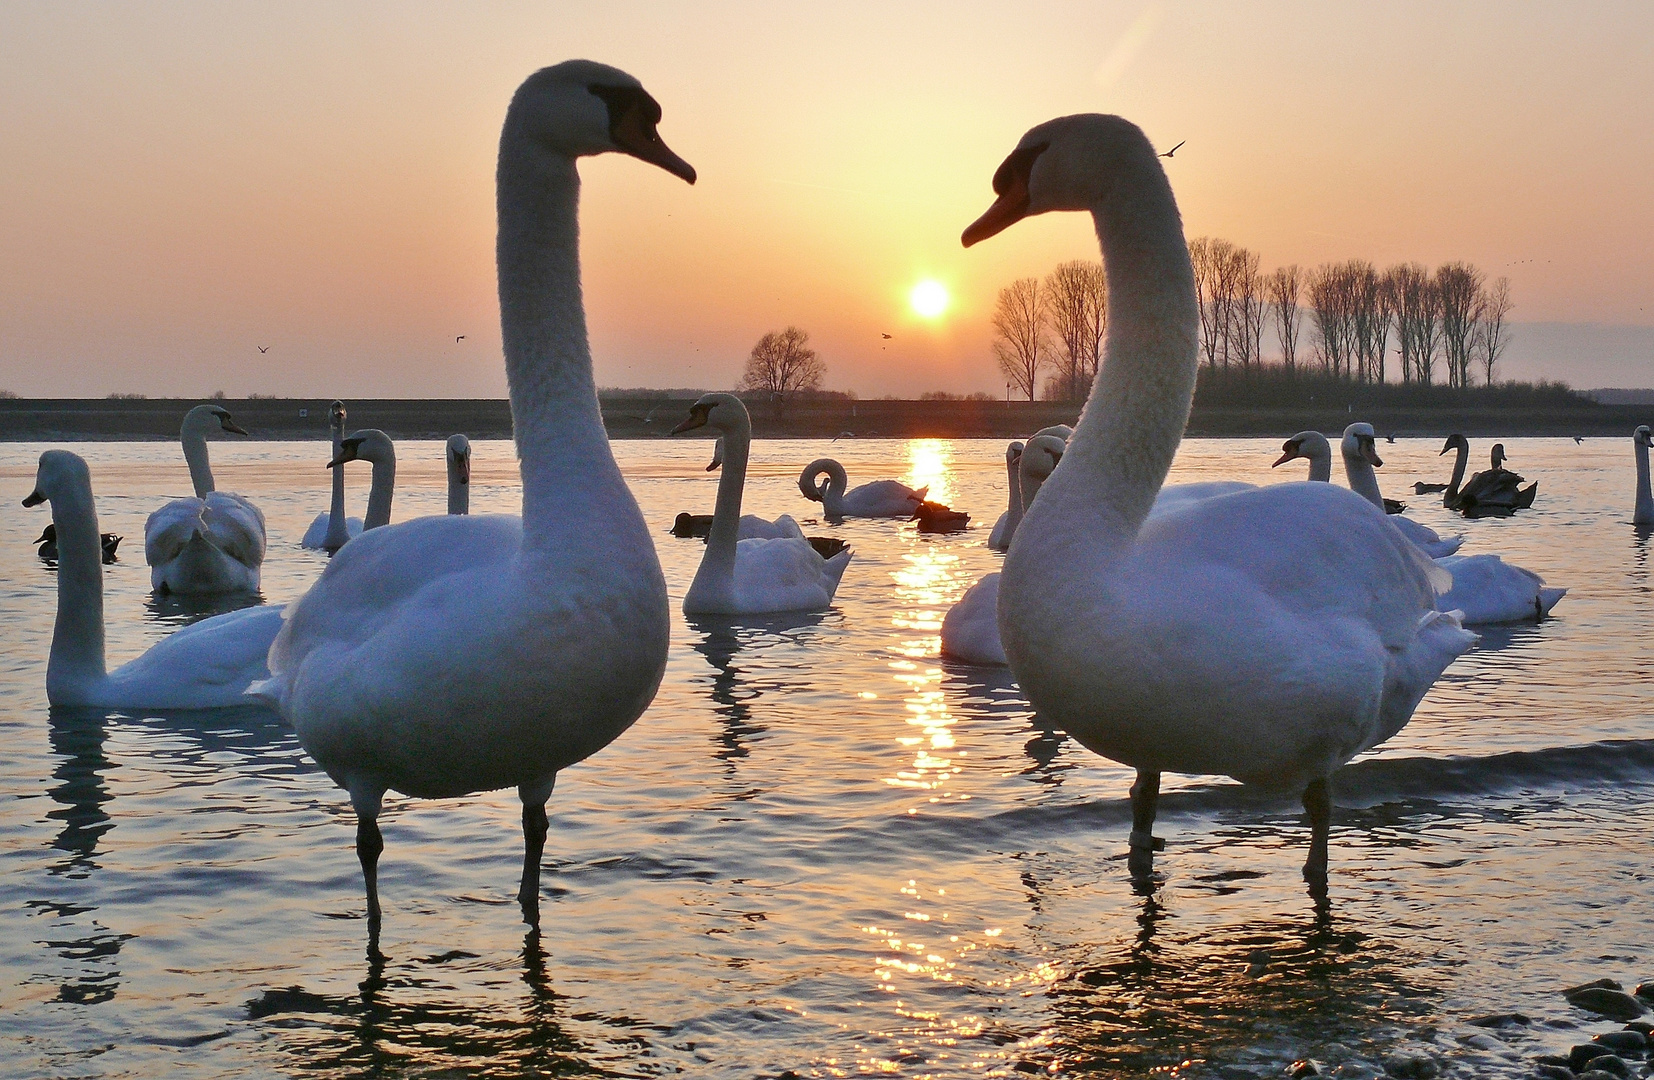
1568, 979, 1626, 995
1287, 1059, 1323, 1077
1577, 1071, 1624, 1080
1531, 1066, 1573, 1080
1381, 1049, 1438, 1078
1468, 1012, 1531, 1028
1625, 1020, 1654, 1036
1593, 1029, 1648, 1053
1568, 988, 1651, 1022
1582, 1054, 1633, 1077
1571, 1044, 1615, 1071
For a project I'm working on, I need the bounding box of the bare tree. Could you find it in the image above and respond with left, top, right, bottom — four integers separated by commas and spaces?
1044, 261, 1104, 400
1232, 247, 1265, 372
1266, 265, 1303, 373
736, 326, 825, 400
1190, 237, 1234, 370
1477, 276, 1513, 385
1435, 262, 1484, 389
992, 277, 1049, 401
1308, 262, 1350, 377
1080, 261, 1107, 387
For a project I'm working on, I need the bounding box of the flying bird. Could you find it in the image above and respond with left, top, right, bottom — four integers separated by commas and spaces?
881, 333, 893, 339
257, 346, 269, 354
1159, 140, 1185, 158
455, 335, 466, 343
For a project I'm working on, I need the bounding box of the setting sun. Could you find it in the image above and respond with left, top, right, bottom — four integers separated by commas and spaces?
909, 279, 950, 319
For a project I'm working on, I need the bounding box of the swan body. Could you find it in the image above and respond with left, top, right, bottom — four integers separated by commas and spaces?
25, 451, 284, 709
674, 394, 851, 615
1434, 554, 1565, 624
1635, 426, 1654, 527
303, 402, 364, 549
328, 429, 396, 530
987, 442, 1025, 551
447, 434, 471, 515
965, 113, 1475, 893
1341, 423, 1463, 557
799, 458, 926, 521
1451, 439, 1537, 517
252, 61, 690, 940
670, 511, 806, 541
145, 405, 266, 594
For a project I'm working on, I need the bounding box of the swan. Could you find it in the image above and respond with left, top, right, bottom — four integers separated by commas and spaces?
326, 429, 396, 530
1434, 554, 1565, 624
941, 434, 1065, 666
672, 394, 852, 615
25, 451, 285, 709
1340, 423, 1464, 557
1424, 433, 1473, 503
798, 458, 926, 521
1454, 442, 1538, 517
35, 523, 122, 563
447, 434, 471, 515
672, 437, 807, 540
302, 402, 364, 549
964, 112, 1475, 895
987, 442, 1025, 551
250, 60, 690, 941
1272, 430, 1332, 482
1635, 425, 1654, 527
145, 404, 266, 594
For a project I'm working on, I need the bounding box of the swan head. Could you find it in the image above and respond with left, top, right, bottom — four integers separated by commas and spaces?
328, 400, 347, 434
1020, 434, 1066, 483
1441, 433, 1468, 456
1341, 423, 1383, 468
183, 403, 249, 438
1030, 424, 1073, 444
446, 434, 471, 485
1491, 443, 1507, 469
509, 61, 695, 183
329, 429, 395, 469
670, 393, 750, 463
962, 114, 1156, 247
22, 449, 91, 509
1006, 441, 1024, 465
1274, 430, 1324, 468
1636, 425, 1652, 447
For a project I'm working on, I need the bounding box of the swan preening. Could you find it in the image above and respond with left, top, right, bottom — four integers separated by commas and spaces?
673, 394, 851, 615
302, 401, 364, 550
145, 404, 267, 595
328, 429, 397, 530
252, 60, 688, 941
1339, 423, 1464, 557
26, 450, 284, 709
798, 458, 926, 521
447, 434, 471, 515
1635, 426, 1654, 527
964, 112, 1475, 895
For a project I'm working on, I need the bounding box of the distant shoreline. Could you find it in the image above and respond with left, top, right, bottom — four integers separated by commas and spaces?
2, 396, 1648, 441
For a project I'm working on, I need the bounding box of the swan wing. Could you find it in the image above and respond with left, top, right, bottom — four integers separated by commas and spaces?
728, 537, 840, 613
941, 572, 1005, 665
201, 492, 266, 568
108, 604, 287, 709
736, 513, 806, 540
843, 480, 925, 517
1148, 481, 1256, 518
302, 512, 366, 548
1388, 514, 1464, 557
145, 497, 207, 564
988, 512, 1009, 551
1435, 553, 1566, 624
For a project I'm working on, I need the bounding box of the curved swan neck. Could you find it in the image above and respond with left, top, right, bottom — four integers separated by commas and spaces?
1343, 450, 1385, 508
1446, 441, 1468, 498
1039, 154, 1196, 555
1305, 437, 1332, 483
497, 125, 624, 548
1635, 437, 1653, 525
46, 474, 107, 699
363, 456, 396, 530
181, 421, 215, 498
693, 419, 751, 601
814, 460, 848, 518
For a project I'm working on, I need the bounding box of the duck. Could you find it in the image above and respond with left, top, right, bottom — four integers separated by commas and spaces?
1453, 442, 1538, 517
1340, 423, 1463, 557
326, 429, 396, 531
672, 438, 806, 540
912, 501, 970, 533
301, 401, 364, 550
963, 112, 1475, 896
446, 434, 471, 515
1272, 430, 1332, 483
986, 441, 1024, 551
941, 434, 1065, 666
672, 394, 852, 615
798, 458, 926, 521
1635, 425, 1654, 527
145, 404, 266, 594
250, 60, 691, 942
35, 523, 122, 564
24, 450, 285, 709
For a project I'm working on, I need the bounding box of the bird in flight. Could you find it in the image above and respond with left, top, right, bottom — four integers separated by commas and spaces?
1159, 140, 1185, 158
455, 335, 466, 343
881, 333, 893, 339
257, 345, 269, 354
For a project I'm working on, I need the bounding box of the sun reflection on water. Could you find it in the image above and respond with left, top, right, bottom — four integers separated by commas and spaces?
904, 438, 955, 506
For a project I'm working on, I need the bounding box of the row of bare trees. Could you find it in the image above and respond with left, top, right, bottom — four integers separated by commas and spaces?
990, 261, 1108, 401
1190, 238, 1514, 387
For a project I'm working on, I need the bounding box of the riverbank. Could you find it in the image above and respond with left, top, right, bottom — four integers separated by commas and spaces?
1, 395, 1647, 440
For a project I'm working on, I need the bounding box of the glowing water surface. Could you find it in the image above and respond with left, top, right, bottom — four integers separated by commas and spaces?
0, 435, 1649, 1079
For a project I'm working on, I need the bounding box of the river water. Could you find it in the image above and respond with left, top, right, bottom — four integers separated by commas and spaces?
0, 434, 1649, 1079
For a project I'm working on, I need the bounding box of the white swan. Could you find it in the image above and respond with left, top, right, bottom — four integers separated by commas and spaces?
798, 458, 926, 521
1434, 554, 1565, 623
987, 441, 1024, 552
1635, 425, 1653, 527
942, 434, 1065, 665
327, 429, 396, 530
25, 451, 284, 709
965, 113, 1475, 894
302, 401, 364, 550
251, 60, 690, 941
447, 434, 471, 515
1340, 423, 1464, 558
705, 436, 807, 538
1273, 430, 1332, 482
145, 404, 266, 594
673, 394, 852, 615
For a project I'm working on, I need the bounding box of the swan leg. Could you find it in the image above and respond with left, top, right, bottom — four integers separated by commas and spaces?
518, 775, 556, 929
1302, 777, 1331, 899
350, 785, 386, 946
1127, 770, 1164, 878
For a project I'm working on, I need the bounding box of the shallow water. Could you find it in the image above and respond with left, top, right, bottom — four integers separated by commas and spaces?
0, 433, 1649, 1079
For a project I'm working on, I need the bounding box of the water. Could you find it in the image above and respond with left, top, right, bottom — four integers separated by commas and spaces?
0, 434, 1649, 1079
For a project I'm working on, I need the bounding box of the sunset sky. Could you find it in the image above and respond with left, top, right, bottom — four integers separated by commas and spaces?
2, 2, 1651, 398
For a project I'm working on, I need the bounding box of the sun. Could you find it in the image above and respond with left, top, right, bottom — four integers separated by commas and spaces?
909, 279, 950, 319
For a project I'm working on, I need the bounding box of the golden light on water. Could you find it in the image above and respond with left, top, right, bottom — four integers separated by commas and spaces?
909, 279, 950, 319
904, 439, 955, 505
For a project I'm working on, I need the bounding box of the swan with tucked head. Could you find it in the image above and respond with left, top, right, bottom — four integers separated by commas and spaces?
302, 401, 364, 550
251, 60, 690, 944
673, 394, 851, 614
964, 113, 1474, 896
446, 434, 471, 515
26, 451, 284, 709
1340, 422, 1463, 557
145, 404, 266, 594
1635, 426, 1654, 527
798, 459, 926, 522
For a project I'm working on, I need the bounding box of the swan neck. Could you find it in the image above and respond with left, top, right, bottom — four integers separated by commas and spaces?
690, 422, 751, 603
324, 444, 349, 548
821, 460, 847, 518
1006, 456, 1024, 530
1636, 439, 1653, 524
1308, 447, 1332, 484
448, 465, 469, 516
182, 425, 215, 497
46, 477, 107, 699
1447, 443, 1468, 497
1343, 452, 1385, 508
497, 132, 622, 546
1038, 162, 1197, 556
363, 457, 395, 530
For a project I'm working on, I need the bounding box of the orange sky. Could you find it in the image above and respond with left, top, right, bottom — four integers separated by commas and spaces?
2, 2, 1652, 398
